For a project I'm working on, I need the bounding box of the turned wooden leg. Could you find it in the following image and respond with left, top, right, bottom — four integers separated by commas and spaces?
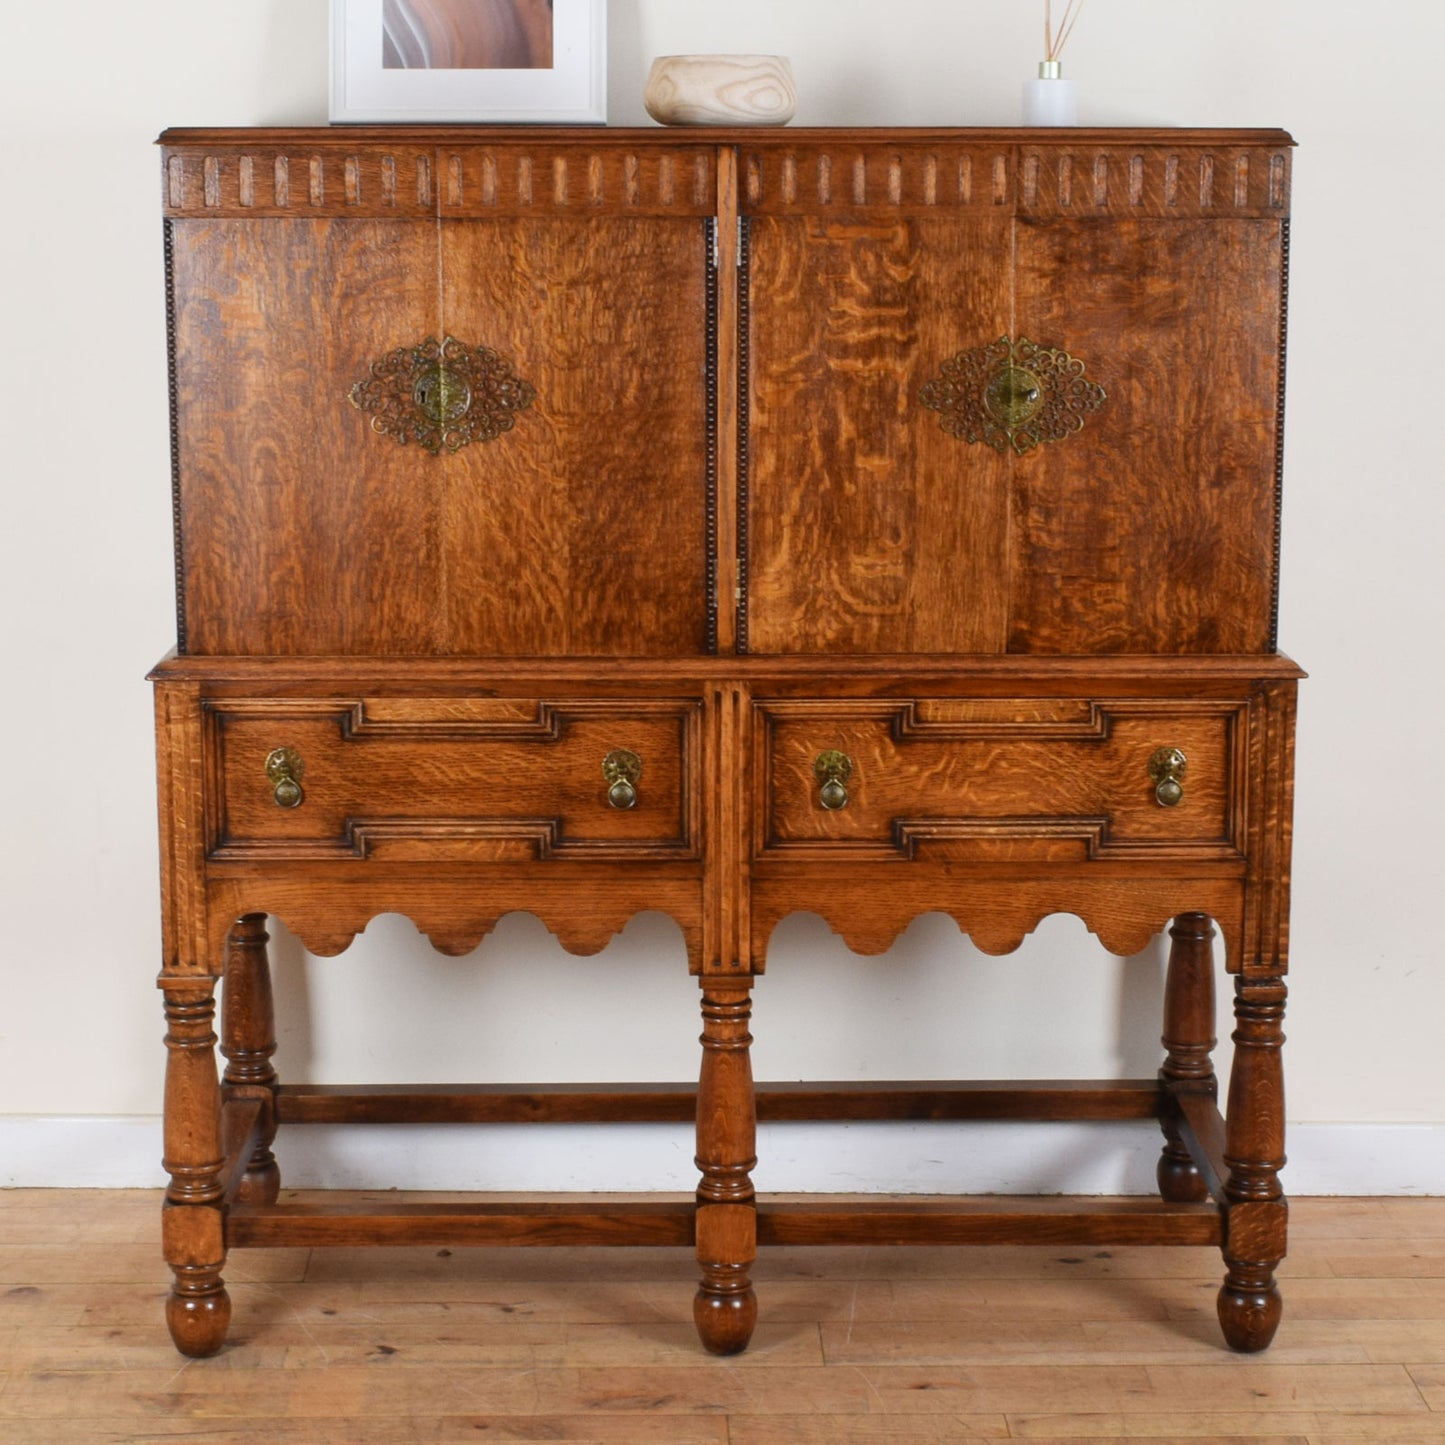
161, 981, 231, 1357
1218, 974, 1288, 1352
693, 983, 758, 1355
221, 913, 281, 1205
1157, 912, 1218, 1204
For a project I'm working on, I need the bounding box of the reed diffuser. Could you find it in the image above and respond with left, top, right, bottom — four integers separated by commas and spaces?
1023, 0, 1083, 126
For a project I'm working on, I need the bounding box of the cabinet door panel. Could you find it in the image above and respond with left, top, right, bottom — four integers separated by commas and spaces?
1009, 218, 1284, 653
441, 216, 711, 655
744, 215, 1013, 654
173, 219, 442, 655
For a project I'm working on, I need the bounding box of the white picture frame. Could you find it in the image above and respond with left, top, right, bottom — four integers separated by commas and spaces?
330, 0, 607, 125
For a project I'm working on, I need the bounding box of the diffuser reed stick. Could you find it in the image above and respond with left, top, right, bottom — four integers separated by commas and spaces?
1044, 0, 1085, 63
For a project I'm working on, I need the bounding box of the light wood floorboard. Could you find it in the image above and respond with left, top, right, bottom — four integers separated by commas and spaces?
0, 1192, 1441, 1443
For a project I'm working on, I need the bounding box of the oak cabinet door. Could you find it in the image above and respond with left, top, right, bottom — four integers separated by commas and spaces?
172, 216, 445, 656
738, 143, 1287, 659
439, 213, 713, 656
170, 141, 718, 659
1007, 217, 1285, 654
437, 143, 718, 657
742, 196, 1015, 655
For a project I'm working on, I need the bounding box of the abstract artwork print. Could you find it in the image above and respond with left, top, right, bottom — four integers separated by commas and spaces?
383, 0, 554, 70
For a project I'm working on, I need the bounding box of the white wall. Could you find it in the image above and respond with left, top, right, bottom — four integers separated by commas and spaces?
2, 1, 1443, 1190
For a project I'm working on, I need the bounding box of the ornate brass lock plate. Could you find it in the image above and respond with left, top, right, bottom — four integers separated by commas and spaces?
348, 335, 536, 455
919, 335, 1106, 455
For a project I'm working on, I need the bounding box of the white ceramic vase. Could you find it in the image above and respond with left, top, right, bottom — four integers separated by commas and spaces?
1022, 60, 1077, 126
644, 55, 797, 127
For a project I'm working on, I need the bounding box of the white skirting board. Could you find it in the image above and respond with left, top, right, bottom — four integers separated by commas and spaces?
1, 1117, 1441, 1194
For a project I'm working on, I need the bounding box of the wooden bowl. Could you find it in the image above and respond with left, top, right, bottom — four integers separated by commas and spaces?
644, 55, 797, 126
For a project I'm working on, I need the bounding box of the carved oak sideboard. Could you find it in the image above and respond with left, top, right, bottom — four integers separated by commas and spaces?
151, 126, 1299, 1358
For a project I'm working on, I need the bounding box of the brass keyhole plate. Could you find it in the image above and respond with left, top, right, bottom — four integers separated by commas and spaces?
920, 334, 1106, 455
349, 335, 535, 455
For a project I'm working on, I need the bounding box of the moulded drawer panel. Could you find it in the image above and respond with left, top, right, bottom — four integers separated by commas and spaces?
755, 697, 1245, 864
206, 696, 701, 862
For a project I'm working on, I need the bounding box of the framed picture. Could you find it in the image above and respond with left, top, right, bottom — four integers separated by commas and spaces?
330, 0, 607, 124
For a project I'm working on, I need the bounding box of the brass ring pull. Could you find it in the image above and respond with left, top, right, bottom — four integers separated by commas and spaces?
602, 749, 642, 810
1148, 747, 1188, 808
814, 750, 854, 811
265, 747, 305, 809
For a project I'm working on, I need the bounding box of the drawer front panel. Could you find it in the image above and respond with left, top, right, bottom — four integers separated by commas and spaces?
756, 698, 1244, 863
208, 698, 700, 861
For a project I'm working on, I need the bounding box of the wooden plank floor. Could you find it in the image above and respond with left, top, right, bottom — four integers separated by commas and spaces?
3, 1192, 1445, 1443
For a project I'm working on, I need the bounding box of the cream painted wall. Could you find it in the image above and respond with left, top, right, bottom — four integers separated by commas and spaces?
2, 1, 1443, 1187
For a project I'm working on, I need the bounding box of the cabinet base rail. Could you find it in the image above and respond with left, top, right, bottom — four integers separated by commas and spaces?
215, 1076, 1229, 1251
226, 1193, 1223, 1249
269, 1077, 1167, 1126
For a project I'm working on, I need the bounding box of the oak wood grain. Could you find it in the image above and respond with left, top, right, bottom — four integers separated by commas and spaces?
172, 217, 443, 655
1008, 217, 1285, 653
440, 214, 712, 655
744, 213, 1013, 653
208, 696, 699, 859
756, 697, 1241, 859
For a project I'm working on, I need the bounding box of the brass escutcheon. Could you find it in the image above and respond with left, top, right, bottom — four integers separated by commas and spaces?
1148, 747, 1188, 808
919, 334, 1107, 455
814, 750, 854, 811
602, 749, 642, 810
264, 747, 305, 809
348, 334, 535, 455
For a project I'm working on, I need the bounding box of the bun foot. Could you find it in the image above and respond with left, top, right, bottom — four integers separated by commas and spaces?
1157, 1151, 1209, 1204
694, 1285, 757, 1355
235, 1159, 281, 1207
1217, 1275, 1282, 1352
166, 1273, 232, 1357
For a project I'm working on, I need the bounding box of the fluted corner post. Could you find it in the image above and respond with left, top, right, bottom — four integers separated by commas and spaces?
693, 982, 758, 1355
1156, 912, 1218, 1204
160, 979, 231, 1357
1218, 973, 1288, 1352
220, 913, 281, 1205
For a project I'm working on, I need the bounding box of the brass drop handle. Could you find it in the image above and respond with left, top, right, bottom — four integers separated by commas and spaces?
1149, 747, 1188, 808
602, 749, 642, 810
265, 747, 306, 809
814, 750, 854, 811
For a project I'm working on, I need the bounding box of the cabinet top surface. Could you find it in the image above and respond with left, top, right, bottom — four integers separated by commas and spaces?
158, 125, 1295, 149
148, 651, 1307, 686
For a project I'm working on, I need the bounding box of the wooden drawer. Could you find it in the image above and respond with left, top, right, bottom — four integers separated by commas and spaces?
755, 697, 1245, 863
206, 697, 700, 862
